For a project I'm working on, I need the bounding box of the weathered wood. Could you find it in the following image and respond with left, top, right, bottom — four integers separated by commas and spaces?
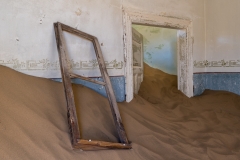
92, 37, 129, 144
61, 23, 94, 41
76, 139, 131, 151
54, 22, 131, 150
69, 73, 106, 86
54, 23, 81, 147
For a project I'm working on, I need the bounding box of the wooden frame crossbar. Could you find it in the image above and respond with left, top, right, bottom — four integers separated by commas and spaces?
54, 22, 131, 150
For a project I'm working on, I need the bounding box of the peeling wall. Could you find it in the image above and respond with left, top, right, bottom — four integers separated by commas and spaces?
0, 0, 206, 78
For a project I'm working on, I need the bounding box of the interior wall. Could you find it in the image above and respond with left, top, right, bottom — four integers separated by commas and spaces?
132, 25, 177, 75
0, 0, 124, 78
0, 0, 206, 79
195, 0, 240, 72
193, 0, 240, 96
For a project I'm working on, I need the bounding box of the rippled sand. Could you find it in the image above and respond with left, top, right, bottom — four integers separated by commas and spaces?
0, 64, 240, 160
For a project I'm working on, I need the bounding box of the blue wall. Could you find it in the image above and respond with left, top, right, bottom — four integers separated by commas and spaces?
53, 73, 240, 100
52, 76, 125, 102
193, 73, 240, 96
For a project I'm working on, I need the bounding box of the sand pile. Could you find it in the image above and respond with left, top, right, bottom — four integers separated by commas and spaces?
0, 65, 240, 160
138, 63, 178, 104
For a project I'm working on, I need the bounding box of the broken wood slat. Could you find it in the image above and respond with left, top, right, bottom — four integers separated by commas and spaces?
53, 22, 131, 150
69, 73, 106, 86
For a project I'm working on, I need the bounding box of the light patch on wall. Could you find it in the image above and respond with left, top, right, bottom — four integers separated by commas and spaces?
132, 24, 177, 75
38, 10, 45, 24
75, 8, 82, 16
217, 37, 231, 44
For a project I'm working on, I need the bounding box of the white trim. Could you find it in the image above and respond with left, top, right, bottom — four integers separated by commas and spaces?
123, 8, 193, 102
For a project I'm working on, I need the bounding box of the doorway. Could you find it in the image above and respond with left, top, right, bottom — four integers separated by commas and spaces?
132, 25, 178, 94
123, 8, 193, 102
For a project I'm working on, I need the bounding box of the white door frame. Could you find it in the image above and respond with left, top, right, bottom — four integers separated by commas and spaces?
123, 8, 193, 102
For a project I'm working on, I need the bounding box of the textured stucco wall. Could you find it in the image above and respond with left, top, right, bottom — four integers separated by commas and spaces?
132, 25, 177, 75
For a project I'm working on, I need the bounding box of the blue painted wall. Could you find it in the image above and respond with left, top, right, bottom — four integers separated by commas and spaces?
132, 25, 177, 75
193, 74, 206, 96
52, 76, 125, 102
193, 73, 240, 96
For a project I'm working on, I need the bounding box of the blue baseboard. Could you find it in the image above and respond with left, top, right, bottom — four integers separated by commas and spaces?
52, 76, 125, 102
193, 73, 240, 96
193, 74, 206, 96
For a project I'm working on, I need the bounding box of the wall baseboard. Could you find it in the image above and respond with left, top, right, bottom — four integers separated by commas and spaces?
52, 76, 125, 102
193, 72, 240, 96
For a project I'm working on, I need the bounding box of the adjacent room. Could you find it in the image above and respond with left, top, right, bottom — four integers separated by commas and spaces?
132, 24, 178, 97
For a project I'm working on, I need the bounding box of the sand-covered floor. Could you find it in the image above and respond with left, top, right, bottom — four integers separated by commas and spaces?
0, 64, 240, 160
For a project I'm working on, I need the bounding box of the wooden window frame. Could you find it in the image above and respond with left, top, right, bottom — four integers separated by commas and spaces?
54, 22, 131, 151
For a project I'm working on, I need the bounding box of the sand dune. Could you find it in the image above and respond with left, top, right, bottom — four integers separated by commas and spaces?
0, 64, 240, 160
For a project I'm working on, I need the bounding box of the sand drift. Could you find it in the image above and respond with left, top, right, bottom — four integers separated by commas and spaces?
0, 64, 240, 160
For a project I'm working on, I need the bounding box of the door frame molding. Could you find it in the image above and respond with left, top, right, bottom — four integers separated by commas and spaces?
123, 8, 193, 102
